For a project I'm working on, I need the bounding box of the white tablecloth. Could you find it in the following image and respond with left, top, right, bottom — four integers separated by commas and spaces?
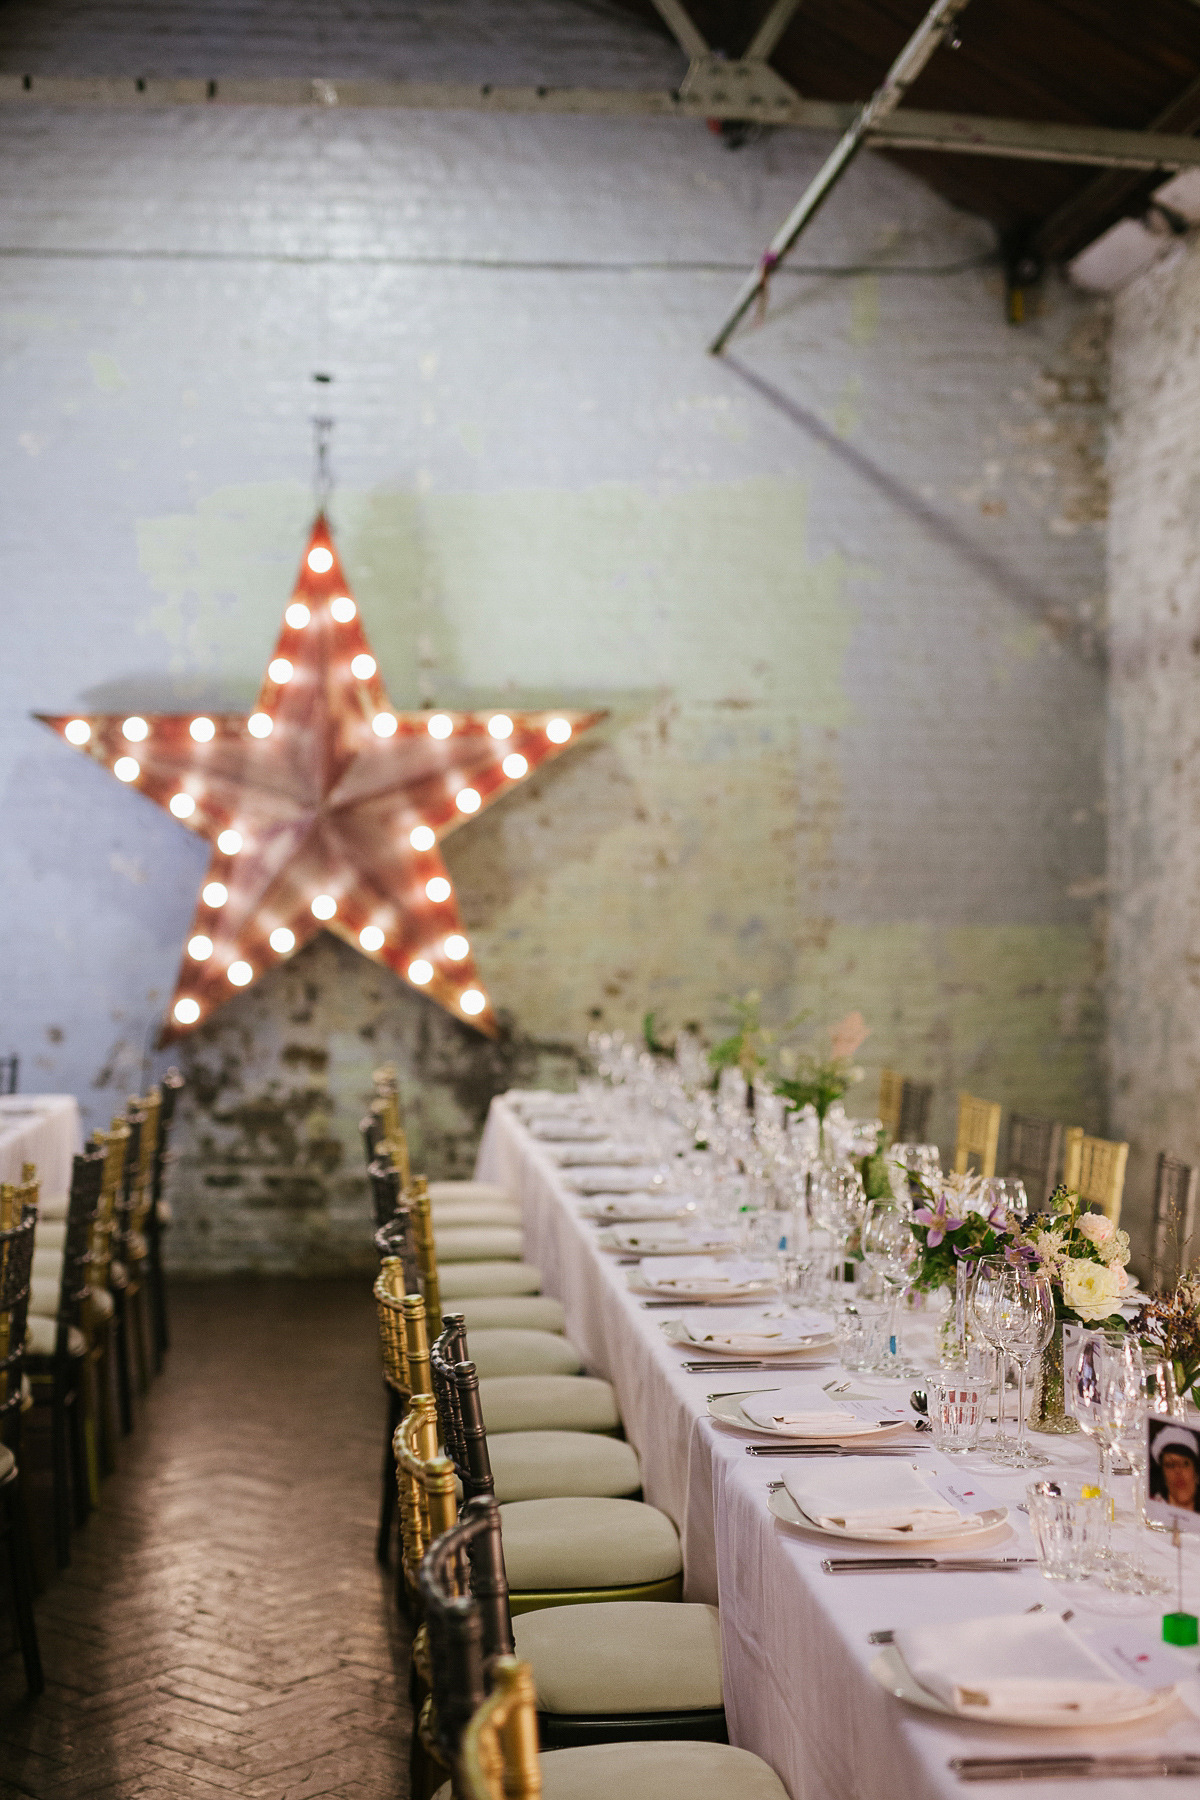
476, 1095, 1200, 1800
0, 1095, 81, 1205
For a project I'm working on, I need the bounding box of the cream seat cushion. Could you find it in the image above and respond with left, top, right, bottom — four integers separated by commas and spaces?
433, 1743, 785, 1800
427, 1180, 513, 1206
514, 1602, 722, 1714
35, 1222, 67, 1253
434, 1225, 523, 1264
480, 1375, 619, 1436
440, 1262, 541, 1299
26, 1317, 86, 1358
428, 1200, 522, 1228
500, 1497, 682, 1592
465, 1330, 582, 1379
490, 1431, 640, 1503
451, 1295, 565, 1334
37, 1193, 70, 1223
30, 1275, 61, 1319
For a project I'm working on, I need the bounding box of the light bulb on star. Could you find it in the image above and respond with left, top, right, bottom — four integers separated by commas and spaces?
37, 514, 604, 1042
188, 935, 213, 961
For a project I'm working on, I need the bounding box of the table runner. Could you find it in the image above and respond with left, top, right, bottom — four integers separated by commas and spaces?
477, 1093, 1200, 1800
0, 1095, 81, 1206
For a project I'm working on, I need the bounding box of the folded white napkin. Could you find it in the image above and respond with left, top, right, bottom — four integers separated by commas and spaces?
784, 1459, 977, 1534
584, 1196, 696, 1223
554, 1144, 655, 1166
614, 1224, 737, 1254
567, 1168, 663, 1193
683, 1306, 828, 1352
638, 1256, 776, 1294
527, 1121, 606, 1141
893, 1613, 1158, 1724
742, 1387, 865, 1434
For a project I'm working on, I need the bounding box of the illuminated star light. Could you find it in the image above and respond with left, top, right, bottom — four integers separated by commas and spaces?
38, 512, 606, 1042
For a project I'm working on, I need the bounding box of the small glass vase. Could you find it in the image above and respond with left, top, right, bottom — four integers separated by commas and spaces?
1029, 1317, 1080, 1436
937, 1262, 971, 1369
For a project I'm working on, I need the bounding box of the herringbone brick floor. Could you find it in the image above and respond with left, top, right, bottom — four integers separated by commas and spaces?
0, 1279, 411, 1800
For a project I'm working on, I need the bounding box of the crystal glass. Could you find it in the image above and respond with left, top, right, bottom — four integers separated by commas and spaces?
927, 1377, 985, 1454
810, 1167, 864, 1289
979, 1175, 1029, 1221
988, 1264, 1054, 1468
861, 1197, 920, 1375
968, 1258, 1011, 1455
834, 1300, 889, 1372
1099, 1338, 1171, 1595
1026, 1483, 1104, 1581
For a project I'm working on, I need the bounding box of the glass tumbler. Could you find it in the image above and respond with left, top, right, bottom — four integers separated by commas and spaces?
1026, 1483, 1104, 1581
834, 1300, 888, 1372
928, 1378, 985, 1455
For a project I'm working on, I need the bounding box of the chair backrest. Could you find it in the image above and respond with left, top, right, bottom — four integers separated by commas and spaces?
1002, 1112, 1064, 1214
460, 1657, 543, 1800
878, 1070, 904, 1141
0, 1207, 37, 1431
395, 1393, 456, 1593
129, 1086, 161, 1233
897, 1079, 933, 1146
2, 1162, 38, 1229
1063, 1128, 1129, 1225
1151, 1153, 1198, 1291
0, 1055, 17, 1097
151, 1069, 183, 1211
368, 1154, 402, 1231
419, 1495, 516, 1769
57, 1148, 105, 1324
89, 1116, 131, 1292
431, 1316, 471, 1481
954, 1093, 1002, 1177
361, 1106, 386, 1170
409, 1176, 442, 1326
374, 1258, 412, 1394
372, 1066, 413, 1191
113, 1102, 144, 1261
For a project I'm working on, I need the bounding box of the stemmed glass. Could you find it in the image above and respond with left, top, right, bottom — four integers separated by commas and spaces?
968, 1258, 1011, 1455
810, 1168, 864, 1291
989, 1265, 1054, 1467
1098, 1339, 1171, 1593
861, 1197, 920, 1375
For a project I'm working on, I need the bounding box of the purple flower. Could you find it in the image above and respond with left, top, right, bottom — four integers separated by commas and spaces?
913, 1194, 965, 1248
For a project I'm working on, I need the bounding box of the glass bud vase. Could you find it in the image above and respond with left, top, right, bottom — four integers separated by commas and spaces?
1029, 1317, 1079, 1435
937, 1261, 971, 1369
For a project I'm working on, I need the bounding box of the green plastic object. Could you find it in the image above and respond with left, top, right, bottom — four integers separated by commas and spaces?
1163, 1612, 1199, 1647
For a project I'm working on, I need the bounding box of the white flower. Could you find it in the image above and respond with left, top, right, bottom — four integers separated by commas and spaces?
1031, 1227, 1067, 1274
1077, 1213, 1114, 1246
1061, 1258, 1121, 1323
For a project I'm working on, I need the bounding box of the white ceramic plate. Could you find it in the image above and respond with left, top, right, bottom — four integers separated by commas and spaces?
599, 1228, 738, 1257
582, 1198, 699, 1224
629, 1277, 780, 1303
767, 1484, 1008, 1544
661, 1319, 835, 1357
868, 1647, 1176, 1730
708, 1392, 907, 1441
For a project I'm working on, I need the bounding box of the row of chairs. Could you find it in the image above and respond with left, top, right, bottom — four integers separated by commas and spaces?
362, 1067, 789, 1796
881, 1068, 1130, 1222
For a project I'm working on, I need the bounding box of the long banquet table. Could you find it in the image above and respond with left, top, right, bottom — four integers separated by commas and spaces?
0, 1094, 81, 1203
476, 1093, 1200, 1800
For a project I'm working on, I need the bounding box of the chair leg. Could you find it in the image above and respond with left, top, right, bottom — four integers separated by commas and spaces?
1, 1471, 44, 1697
376, 1387, 402, 1566
49, 1376, 71, 1570
93, 1327, 118, 1476
148, 1214, 169, 1369
129, 1280, 151, 1397
68, 1367, 90, 1528
113, 1295, 134, 1436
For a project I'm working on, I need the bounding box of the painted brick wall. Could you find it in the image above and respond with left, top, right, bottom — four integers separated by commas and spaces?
1108, 235, 1200, 1272
0, 2, 1110, 1272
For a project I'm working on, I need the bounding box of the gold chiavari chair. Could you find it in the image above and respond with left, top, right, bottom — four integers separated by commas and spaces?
1062, 1128, 1130, 1226
879, 1068, 934, 1147
1002, 1112, 1064, 1214
0, 1204, 44, 1696
86, 1118, 129, 1471
953, 1093, 1002, 1178
369, 1065, 518, 1222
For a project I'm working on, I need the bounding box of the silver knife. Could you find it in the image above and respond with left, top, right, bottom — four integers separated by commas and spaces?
747, 1443, 921, 1456
951, 1756, 1200, 1784
822, 1557, 1035, 1573
683, 1360, 836, 1373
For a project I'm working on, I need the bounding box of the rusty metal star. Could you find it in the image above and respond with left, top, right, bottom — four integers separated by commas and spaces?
38, 514, 604, 1042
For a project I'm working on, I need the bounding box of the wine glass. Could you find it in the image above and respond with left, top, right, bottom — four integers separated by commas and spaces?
968, 1257, 1011, 1456
1064, 1326, 1126, 1559
861, 1198, 919, 1375
989, 1265, 1054, 1468
810, 1168, 864, 1291
1097, 1339, 1171, 1594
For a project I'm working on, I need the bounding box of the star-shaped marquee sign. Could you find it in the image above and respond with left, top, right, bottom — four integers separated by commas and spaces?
39, 515, 605, 1043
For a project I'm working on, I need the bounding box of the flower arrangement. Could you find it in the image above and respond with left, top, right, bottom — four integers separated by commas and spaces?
1020, 1185, 1131, 1326
707, 991, 776, 1081
908, 1172, 1019, 1295
772, 1012, 869, 1147
1130, 1276, 1200, 1402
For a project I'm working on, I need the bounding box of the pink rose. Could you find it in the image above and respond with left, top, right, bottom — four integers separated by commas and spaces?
1078, 1213, 1114, 1245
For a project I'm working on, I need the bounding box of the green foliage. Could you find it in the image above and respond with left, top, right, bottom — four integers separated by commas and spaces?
642, 1011, 673, 1058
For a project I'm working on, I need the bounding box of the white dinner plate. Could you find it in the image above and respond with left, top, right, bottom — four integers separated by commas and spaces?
599, 1227, 738, 1256
527, 1122, 607, 1141
868, 1647, 1176, 1730
767, 1485, 1008, 1545
660, 1319, 835, 1357
707, 1392, 907, 1442
582, 1198, 699, 1224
